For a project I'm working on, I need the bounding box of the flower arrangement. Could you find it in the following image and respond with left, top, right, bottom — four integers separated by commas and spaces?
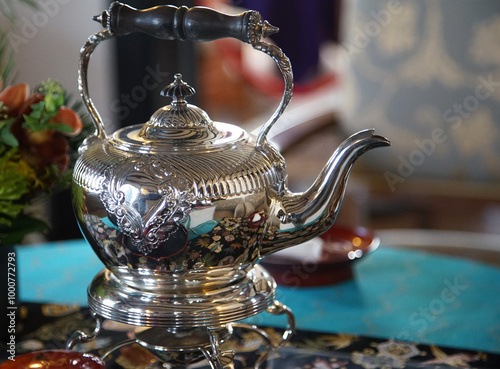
0, 78, 87, 245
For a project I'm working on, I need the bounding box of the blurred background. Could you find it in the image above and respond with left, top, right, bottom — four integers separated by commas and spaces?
3, 0, 500, 260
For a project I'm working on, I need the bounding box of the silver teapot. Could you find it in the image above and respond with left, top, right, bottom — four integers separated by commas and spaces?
72, 2, 389, 329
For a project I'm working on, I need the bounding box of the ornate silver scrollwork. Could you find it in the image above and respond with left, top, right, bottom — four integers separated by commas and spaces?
99, 157, 194, 256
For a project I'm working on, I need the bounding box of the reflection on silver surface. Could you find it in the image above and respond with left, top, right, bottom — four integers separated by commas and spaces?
87, 265, 276, 328
75, 1, 389, 288
71, 2, 390, 368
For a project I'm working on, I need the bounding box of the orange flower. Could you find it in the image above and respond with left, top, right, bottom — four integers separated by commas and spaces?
1, 82, 83, 174
52, 106, 83, 137
0, 79, 86, 243
0, 83, 29, 117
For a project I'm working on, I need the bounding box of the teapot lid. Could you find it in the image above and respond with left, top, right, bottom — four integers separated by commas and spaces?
109, 74, 247, 153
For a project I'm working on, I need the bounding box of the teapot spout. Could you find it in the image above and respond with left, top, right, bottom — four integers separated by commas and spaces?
262, 129, 390, 256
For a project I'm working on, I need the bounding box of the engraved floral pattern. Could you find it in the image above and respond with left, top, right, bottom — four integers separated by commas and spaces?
99, 157, 195, 257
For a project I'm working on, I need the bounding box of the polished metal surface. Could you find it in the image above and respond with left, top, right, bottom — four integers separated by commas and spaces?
71, 3, 390, 368
71, 5, 389, 367
74, 124, 388, 289
134, 327, 231, 366
69, 300, 295, 369
87, 264, 276, 328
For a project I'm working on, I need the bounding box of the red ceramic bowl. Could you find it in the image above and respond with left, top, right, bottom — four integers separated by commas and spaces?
0, 350, 105, 369
260, 225, 379, 287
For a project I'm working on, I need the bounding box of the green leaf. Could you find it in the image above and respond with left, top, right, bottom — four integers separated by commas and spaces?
46, 122, 74, 133
0, 200, 25, 219
45, 93, 57, 112
0, 214, 47, 246
0, 117, 18, 146
29, 101, 45, 118
0, 147, 31, 202
42, 93, 64, 118
22, 114, 42, 130
23, 93, 63, 131
0, 125, 18, 146
49, 93, 64, 110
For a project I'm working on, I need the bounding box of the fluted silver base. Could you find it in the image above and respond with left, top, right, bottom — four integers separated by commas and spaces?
74, 265, 294, 368
87, 264, 276, 328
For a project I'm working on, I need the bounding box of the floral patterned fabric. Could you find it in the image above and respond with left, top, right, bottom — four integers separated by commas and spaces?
1, 303, 499, 368
340, 0, 500, 188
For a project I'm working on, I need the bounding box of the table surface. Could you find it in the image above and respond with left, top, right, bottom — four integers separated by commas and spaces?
2, 303, 500, 368
13, 237, 500, 355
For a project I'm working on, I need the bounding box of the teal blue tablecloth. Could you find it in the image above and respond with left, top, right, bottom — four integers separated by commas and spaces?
16, 240, 500, 354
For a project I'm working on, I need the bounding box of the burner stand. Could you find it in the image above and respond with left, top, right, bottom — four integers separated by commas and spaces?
67, 265, 295, 368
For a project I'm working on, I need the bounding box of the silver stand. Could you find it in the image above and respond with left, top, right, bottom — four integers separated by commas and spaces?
67, 266, 295, 368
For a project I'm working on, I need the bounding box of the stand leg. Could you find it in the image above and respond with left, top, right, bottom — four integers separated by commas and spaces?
229, 301, 295, 369
100, 338, 136, 361
200, 328, 235, 369
266, 301, 295, 349
66, 313, 103, 350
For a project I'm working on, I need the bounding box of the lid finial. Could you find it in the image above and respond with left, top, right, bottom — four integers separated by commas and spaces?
160, 73, 195, 105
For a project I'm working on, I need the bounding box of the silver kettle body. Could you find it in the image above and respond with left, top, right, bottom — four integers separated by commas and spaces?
72, 2, 390, 295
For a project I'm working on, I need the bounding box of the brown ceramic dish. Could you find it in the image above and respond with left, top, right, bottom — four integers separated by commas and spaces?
260, 226, 379, 287
0, 350, 105, 369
